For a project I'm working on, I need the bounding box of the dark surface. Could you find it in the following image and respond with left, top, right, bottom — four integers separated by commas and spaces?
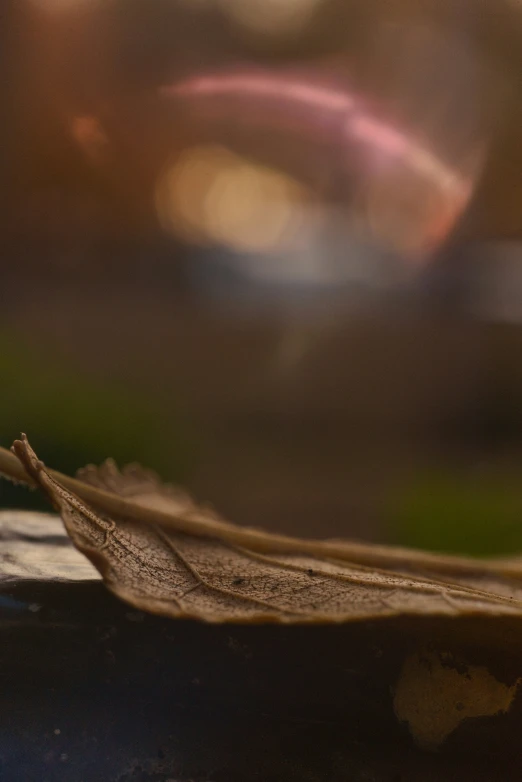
1, 512, 522, 781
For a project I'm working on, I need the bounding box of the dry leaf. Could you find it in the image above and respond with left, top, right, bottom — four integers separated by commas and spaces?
3, 435, 522, 623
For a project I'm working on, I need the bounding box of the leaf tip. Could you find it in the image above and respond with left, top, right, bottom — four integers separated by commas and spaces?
11, 435, 45, 483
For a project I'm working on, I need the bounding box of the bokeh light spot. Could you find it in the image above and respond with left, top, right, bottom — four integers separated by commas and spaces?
218, 0, 323, 36
156, 145, 312, 253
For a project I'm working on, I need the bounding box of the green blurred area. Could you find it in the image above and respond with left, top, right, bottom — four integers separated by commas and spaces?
0, 332, 193, 511
4, 328, 522, 559
389, 471, 522, 557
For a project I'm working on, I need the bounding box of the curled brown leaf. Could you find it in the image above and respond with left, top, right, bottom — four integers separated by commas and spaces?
2, 435, 522, 623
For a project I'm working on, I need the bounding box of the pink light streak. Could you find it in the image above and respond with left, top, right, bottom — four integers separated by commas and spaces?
162, 72, 355, 115
160, 67, 477, 253
162, 69, 471, 196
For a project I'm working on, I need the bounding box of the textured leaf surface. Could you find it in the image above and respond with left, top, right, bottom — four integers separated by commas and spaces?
4, 436, 522, 623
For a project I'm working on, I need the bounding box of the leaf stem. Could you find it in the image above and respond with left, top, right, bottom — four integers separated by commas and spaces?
0, 444, 35, 486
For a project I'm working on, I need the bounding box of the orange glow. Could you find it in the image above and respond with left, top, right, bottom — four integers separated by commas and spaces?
27, 0, 102, 12
70, 116, 108, 163
363, 169, 466, 258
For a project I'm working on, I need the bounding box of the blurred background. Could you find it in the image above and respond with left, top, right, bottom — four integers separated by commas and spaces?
2, 0, 522, 556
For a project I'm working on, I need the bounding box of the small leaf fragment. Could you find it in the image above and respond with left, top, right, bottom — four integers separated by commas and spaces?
393, 650, 520, 750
